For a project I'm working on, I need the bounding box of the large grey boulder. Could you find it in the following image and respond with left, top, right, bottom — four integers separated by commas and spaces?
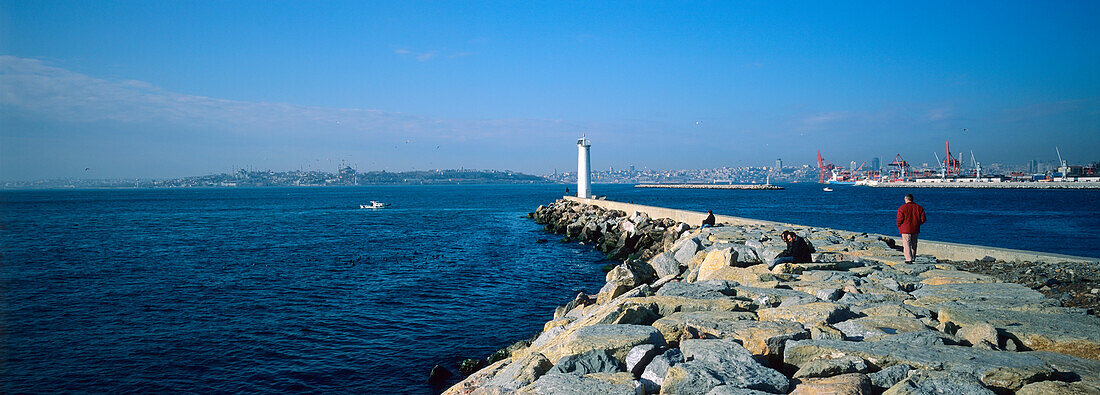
640, 348, 683, 393
936, 303, 1100, 359
688, 318, 808, 364
650, 310, 757, 348
705, 386, 773, 395
909, 283, 1056, 310
882, 370, 994, 395
793, 355, 868, 378
548, 349, 624, 375
757, 302, 852, 326
832, 316, 931, 341
735, 286, 817, 308
655, 280, 738, 299
542, 324, 666, 364
868, 364, 911, 391
783, 339, 1056, 391
649, 252, 681, 278
486, 352, 554, 391
624, 344, 662, 377
519, 372, 642, 394
661, 339, 790, 394
674, 238, 701, 265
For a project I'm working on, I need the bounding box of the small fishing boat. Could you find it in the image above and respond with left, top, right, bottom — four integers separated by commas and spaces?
823, 187, 833, 192
360, 201, 389, 209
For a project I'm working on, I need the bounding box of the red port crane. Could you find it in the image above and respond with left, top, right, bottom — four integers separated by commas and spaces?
817, 150, 837, 183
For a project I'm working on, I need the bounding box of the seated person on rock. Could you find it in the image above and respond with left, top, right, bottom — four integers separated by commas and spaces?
701, 210, 716, 228
773, 230, 814, 266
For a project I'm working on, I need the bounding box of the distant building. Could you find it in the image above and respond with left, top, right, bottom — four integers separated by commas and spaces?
871, 157, 880, 171
1028, 159, 1038, 174
775, 158, 783, 169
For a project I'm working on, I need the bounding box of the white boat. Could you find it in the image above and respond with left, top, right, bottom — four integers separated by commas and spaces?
360, 201, 389, 209
823, 187, 833, 192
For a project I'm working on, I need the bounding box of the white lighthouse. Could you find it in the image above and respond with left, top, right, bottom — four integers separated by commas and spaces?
577, 134, 591, 198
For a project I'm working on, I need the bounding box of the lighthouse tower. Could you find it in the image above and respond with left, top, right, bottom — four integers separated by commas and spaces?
577, 134, 591, 198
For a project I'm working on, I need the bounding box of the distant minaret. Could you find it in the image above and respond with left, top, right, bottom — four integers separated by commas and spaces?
577, 134, 591, 198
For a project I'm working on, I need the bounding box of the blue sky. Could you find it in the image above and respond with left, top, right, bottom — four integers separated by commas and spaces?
1, 1, 1098, 180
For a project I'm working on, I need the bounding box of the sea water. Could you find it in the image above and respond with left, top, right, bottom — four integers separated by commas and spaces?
2, 184, 1097, 393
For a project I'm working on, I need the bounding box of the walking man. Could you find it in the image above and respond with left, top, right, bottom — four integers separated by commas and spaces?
896, 193, 926, 263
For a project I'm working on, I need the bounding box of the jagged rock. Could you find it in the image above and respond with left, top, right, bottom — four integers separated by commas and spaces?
548, 349, 624, 375
690, 319, 808, 364
486, 352, 554, 391
809, 322, 845, 341
488, 339, 531, 364
597, 282, 633, 304
698, 247, 738, 280
655, 280, 738, 299
1026, 351, 1100, 391
918, 269, 997, 285
735, 286, 817, 308
649, 252, 681, 278
832, 317, 931, 341
518, 372, 642, 394
868, 364, 910, 391
793, 355, 869, 378
853, 303, 920, 319
541, 324, 666, 364
909, 282, 1056, 310
705, 386, 773, 395
815, 288, 843, 301
778, 294, 822, 307
882, 370, 994, 395
936, 303, 1100, 359
957, 322, 999, 348
662, 339, 790, 394
875, 331, 960, 347
784, 339, 1056, 391
700, 264, 778, 286
757, 302, 852, 326
651, 310, 758, 348
674, 238, 701, 265
790, 373, 871, 395
1016, 380, 1100, 395
640, 348, 683, 393
624, 344, 661, 377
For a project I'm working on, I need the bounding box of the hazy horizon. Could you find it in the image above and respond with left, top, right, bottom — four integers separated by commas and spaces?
2, 2, 1098, 181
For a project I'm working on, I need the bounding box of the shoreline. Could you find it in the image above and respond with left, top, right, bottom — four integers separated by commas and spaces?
867, 181, 1100, 189
444, 198, 1099, 394
635, 184, 785, 190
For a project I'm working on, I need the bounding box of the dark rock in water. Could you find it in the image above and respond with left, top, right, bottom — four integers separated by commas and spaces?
459, 358, 484, 375
535, 238, 548, 243
600, 262, 618, 273
428, 365, 453, 384
548, 349, 624, 375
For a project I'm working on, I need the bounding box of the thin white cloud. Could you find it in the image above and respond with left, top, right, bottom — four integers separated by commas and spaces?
0, 55, 568, 141
416, 51, 438, 62
800, 111, 851, 130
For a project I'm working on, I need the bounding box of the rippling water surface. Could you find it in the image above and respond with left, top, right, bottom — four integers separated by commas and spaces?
2, 183, 1097, 393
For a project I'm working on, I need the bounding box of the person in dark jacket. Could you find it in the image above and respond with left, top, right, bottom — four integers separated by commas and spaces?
701, 210, 716, 228
773, 230, 814, 267
896, 193, 927, 263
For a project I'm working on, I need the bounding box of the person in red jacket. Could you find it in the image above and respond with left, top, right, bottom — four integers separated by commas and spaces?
896, 193, 927, 263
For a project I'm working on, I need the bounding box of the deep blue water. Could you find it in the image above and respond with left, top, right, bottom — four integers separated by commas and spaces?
2, 184, 1097, 393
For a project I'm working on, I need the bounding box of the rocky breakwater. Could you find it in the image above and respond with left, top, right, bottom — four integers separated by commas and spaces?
444, 200, 1100, 394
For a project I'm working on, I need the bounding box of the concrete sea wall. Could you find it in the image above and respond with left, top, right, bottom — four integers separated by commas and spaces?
443, 199, 1100, 395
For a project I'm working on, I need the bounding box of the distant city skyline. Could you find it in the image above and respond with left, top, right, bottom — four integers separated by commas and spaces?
2, 1, 1098, 181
